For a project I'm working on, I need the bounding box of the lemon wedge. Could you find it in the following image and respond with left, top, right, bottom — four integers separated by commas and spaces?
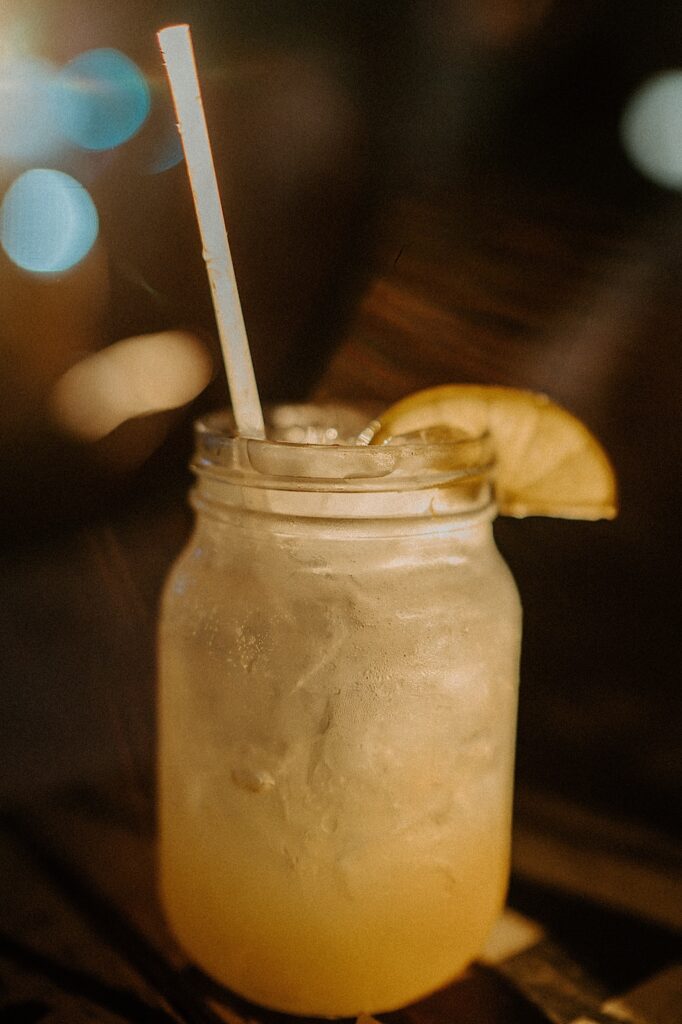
368, 384, 618, 520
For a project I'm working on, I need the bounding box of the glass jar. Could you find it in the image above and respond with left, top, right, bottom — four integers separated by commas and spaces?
157, 404, 521, 1017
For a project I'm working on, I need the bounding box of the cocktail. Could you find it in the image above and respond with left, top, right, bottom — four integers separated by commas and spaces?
158, 406, 521, 1015
155, 27, 617, 1018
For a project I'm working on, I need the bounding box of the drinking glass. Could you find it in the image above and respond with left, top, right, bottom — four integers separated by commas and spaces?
157, 404, 521, 1017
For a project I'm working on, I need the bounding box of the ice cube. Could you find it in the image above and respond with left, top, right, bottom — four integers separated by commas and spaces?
383, 425, 475, 445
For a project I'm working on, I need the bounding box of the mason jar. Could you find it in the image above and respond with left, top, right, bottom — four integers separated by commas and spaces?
157, 403, 521, 1017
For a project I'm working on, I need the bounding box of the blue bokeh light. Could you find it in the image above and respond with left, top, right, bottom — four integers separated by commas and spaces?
0, 169, 100, 274
55, 48, 151, 152
0, 57, 65, 163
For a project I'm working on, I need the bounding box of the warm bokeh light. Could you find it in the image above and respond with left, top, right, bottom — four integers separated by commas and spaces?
50, 331, 213, 441
0, 169, 99, 273
621, 69, 682, 190
0, 56, 65, 163
55, 47, 151, 152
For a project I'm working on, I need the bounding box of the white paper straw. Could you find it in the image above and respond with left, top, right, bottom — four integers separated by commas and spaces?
158, 24, 265, 439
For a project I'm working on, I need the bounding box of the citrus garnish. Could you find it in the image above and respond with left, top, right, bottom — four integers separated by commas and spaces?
368, 384, 618, 520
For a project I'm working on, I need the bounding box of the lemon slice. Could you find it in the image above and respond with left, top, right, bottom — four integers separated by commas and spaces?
369, 384, 618, 520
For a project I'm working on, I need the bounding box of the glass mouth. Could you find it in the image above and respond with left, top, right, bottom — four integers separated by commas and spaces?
194, 403, 495, 495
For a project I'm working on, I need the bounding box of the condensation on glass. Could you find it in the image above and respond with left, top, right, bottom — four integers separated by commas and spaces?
157, 404, 522, 1017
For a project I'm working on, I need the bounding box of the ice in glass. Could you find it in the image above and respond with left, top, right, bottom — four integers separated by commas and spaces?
157, 404, 521, 1017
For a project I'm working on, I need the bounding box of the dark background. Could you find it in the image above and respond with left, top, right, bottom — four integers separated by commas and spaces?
1, 0, 680, 842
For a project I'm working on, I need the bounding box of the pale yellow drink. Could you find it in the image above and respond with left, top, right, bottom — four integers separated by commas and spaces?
158, 405, 521, 1016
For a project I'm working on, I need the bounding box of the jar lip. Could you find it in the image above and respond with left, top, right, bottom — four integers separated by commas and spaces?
193, 403, 495, 495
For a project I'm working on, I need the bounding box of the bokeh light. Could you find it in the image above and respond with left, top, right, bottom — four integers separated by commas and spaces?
0, 169, 99, 274
51, 331, 213, 441
147, 123, 184, 174
55, 48, 151, 152
621, 70, 682, 190
0, 57, 65, 163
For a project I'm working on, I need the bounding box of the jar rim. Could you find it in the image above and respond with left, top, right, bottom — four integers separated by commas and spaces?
193, 403, 495, 494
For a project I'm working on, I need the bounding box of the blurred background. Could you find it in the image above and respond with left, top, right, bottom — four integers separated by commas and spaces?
1, 0, 680, 851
